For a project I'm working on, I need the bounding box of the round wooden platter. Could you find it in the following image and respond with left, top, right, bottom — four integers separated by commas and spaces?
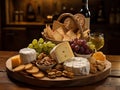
6, 55, 111, 87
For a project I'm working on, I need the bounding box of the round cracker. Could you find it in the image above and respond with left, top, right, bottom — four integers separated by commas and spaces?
32, 72, 45, 78
13, 65, 25, 72
25, 63, 33, 70
26, 66, 39, 74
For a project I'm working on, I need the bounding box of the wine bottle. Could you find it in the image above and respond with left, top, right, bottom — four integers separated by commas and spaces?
79, 0, 90, 30
26, 1, 36, 22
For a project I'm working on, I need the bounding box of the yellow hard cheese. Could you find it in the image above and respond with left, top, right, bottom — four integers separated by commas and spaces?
50, 42, 74, 63
11, 55, 22, 68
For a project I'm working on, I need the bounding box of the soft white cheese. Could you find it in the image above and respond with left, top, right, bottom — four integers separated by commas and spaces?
19, 48, 36, 64
64, 57, 90, 75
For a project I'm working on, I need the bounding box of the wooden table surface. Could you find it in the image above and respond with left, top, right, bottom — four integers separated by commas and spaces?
0, 51, 120, 90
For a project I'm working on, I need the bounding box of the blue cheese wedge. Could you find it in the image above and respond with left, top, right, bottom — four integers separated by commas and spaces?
64, 57, 90, 75
50, 42, 74, 63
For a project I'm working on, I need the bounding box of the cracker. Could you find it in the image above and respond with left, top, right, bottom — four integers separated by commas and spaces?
25, 63, 33, 70
32, 72, 44, 78
13, 65, 25, 72
26, 66, 39, 74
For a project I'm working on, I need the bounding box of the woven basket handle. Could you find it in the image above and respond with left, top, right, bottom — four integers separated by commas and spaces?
57, 13, 84, 38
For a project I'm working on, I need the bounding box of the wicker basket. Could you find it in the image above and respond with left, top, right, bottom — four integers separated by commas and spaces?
42, 13, 90, 44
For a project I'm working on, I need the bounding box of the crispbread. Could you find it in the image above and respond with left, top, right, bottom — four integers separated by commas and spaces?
25, 63, 33, 70
26, 66, 39, 74
32, 72, 45, 78
13, 65, 25, 72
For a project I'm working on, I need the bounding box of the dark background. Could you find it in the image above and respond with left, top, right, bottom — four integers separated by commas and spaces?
0, 0, 120, 55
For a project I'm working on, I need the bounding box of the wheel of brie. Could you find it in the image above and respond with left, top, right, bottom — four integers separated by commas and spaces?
64, 57, 90, 75
19, 48, 37, 64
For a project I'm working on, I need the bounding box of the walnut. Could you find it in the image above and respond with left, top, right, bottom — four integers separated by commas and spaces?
48, 71, 56, 78
56, 71, 62, 77
90, 64, 97, 74
37, 53, 46, 60
62, 70, 74, 78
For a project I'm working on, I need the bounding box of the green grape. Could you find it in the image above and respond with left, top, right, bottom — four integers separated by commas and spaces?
32, 39, 38, 46
46, 41, 52, 47
38, 38, 44, 44
28, 43, 33, 48
27, 38, 56, 54
43, 42, 48, 52
46, 47, 52, 54
50, 43, 56, 48
37, 47, 42, 53
39, 44, 43, 49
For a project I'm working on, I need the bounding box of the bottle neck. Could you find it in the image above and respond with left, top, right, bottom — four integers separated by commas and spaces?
82, 0, 89, 10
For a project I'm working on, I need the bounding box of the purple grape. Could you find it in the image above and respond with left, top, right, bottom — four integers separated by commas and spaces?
70, 43, 76, 49
82, 44, 88, 49
79, 46, 85, 54
85, 49, 90, 54
73, 40, 78, 45
74, 45, 80, 52
77, 39, 82, 45
81, 39, 87, 45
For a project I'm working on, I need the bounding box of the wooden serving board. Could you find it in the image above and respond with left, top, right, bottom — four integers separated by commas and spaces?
6, 56, 111, 87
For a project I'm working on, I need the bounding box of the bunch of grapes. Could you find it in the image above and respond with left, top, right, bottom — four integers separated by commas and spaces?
69, 38, 94, 54
28, 38, 56, 54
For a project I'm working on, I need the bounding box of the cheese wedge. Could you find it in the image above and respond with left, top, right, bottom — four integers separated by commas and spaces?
50, 42, 74, 63
11, 55, 22, 68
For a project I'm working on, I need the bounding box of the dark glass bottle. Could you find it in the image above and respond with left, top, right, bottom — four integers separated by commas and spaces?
26, 1, 36, 22
79, 0, 90, 30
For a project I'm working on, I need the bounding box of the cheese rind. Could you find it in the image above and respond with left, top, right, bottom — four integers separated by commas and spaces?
19, 48, 36, 64
50, 42, 74, 63
64, 57, 90, 75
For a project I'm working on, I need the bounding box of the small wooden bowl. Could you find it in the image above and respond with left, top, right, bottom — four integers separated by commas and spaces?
36, 62, 56, 71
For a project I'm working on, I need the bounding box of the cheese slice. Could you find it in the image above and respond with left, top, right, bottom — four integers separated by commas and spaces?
50, 42, 74, 63
11, 55, 22, 68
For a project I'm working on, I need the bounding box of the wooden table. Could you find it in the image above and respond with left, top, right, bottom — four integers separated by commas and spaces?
0, 51, 120, 90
